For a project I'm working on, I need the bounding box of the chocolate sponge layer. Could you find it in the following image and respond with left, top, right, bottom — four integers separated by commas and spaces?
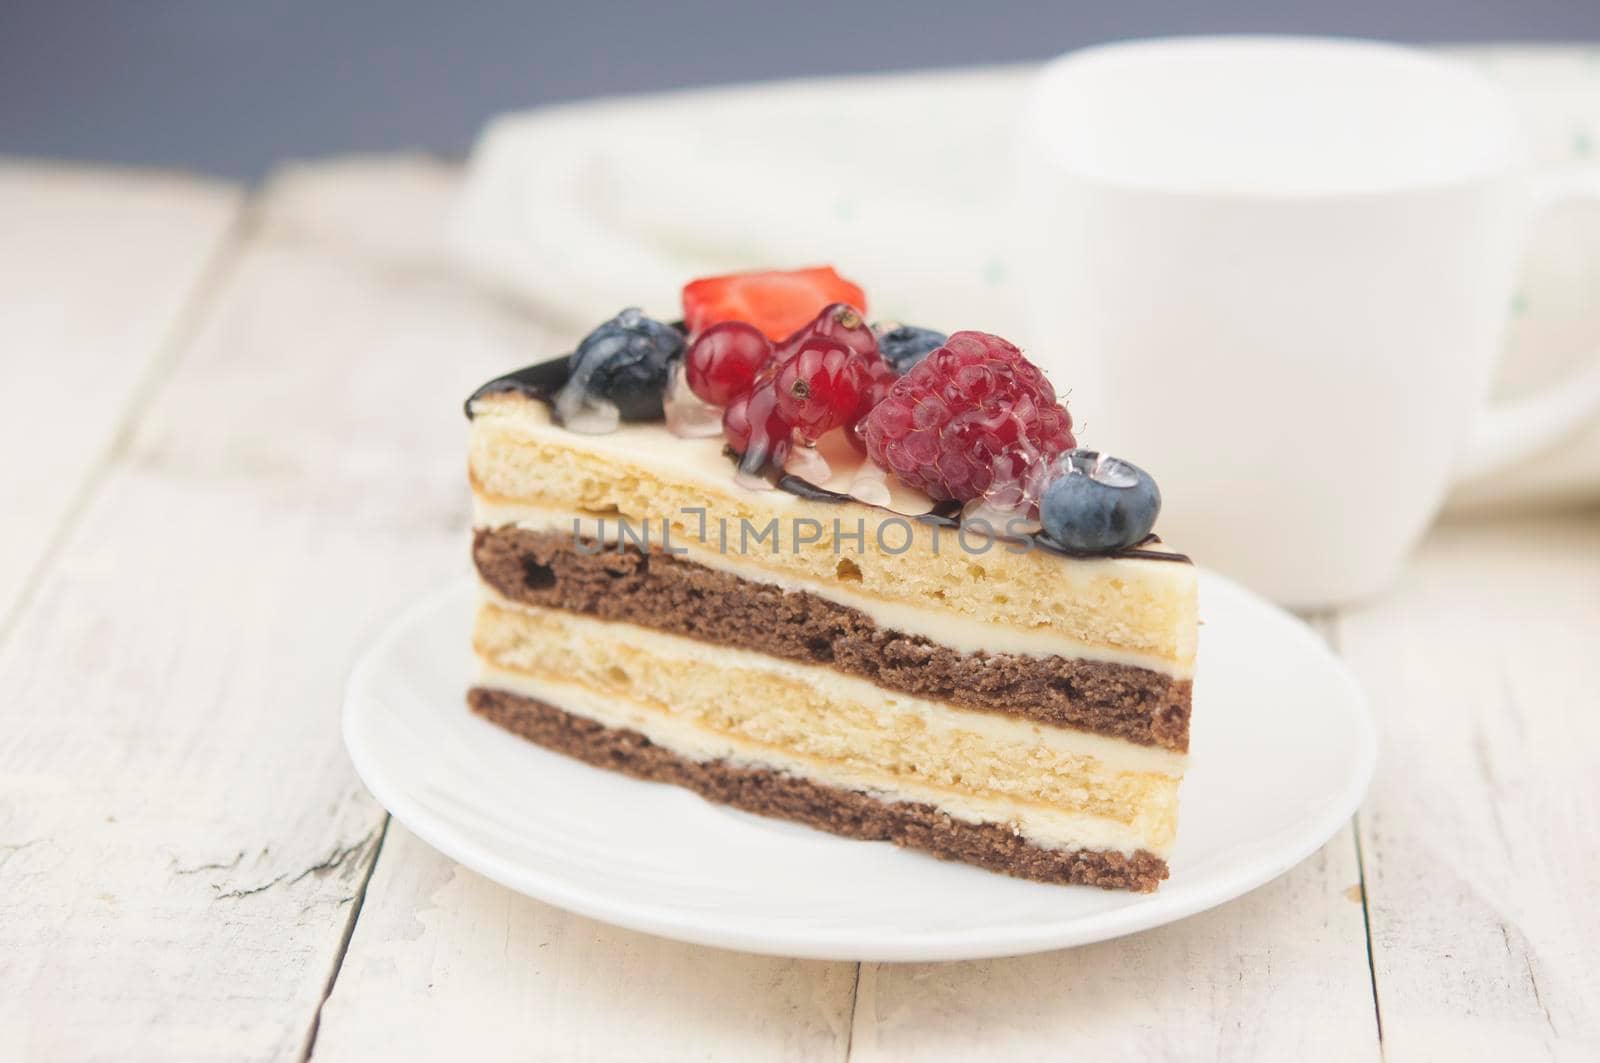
473, 527, 1191, 752
469, 687, 1169, 891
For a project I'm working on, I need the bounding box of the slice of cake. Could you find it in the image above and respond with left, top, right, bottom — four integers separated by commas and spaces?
465, 268, 1197, 891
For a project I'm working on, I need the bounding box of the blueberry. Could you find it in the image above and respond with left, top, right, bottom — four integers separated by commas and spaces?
873, 323, 947, 374
554, 308, 683, 433
1039, 449, 1162, 553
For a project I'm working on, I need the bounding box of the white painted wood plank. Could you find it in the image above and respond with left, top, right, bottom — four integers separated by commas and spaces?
1337, 514, 1600, 1060
311, 824, 857, 1063
850, 834, 1377, 1061
0, 158, 533, 1061
0, 161, 243, 622
255, 154, 465, 267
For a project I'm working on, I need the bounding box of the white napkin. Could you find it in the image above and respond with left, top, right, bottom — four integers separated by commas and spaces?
452, 48, 1600, 512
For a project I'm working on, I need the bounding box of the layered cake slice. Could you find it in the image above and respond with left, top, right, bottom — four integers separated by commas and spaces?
466, 267, 1197, 891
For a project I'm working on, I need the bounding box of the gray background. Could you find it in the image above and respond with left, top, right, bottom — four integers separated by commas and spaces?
4, 0, 1598, 180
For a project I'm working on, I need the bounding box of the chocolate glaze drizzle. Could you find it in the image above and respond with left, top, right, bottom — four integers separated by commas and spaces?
467, 356, 1192, 565
772, 474, 854, 503
464, 355, 571, 419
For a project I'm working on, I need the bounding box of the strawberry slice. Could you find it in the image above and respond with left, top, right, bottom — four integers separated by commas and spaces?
682, 266, 867, 341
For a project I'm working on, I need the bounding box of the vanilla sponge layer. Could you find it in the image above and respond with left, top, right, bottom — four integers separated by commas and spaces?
473, 597, 1184, 856
468, 395, 1198, 670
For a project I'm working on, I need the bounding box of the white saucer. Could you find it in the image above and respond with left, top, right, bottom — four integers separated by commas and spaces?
344, 574, 1374, 962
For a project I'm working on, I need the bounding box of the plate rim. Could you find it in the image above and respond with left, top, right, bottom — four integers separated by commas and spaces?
343, 573, 1376, 962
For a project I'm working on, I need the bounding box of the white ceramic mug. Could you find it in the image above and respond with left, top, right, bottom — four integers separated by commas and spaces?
1017, 36, 1600, 608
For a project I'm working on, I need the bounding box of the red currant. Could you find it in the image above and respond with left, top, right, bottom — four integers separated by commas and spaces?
774, 336, 867, 442
685, 321, 772, 407
774, 302, 878, 364
722, 382, 793, 475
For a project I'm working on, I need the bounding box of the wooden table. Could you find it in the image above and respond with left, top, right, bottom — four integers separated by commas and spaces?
2, 158, 1597, 1062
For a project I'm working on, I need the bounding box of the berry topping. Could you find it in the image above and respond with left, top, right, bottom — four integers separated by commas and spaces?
776, 302, 879, 362
874, 323, 948, 374
722, 382, 793, 482
1039, 450, 1161, 553
773, 335, 867, 442
554, 308, 683, 433
682, 266, 867, 341
861, 331, 1075, 506
685, 321, 772, 407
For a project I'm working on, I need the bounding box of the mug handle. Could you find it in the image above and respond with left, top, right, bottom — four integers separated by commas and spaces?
1458, 167, 1600, 477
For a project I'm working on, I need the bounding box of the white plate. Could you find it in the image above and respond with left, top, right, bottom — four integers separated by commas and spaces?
344, 574, 1375, 962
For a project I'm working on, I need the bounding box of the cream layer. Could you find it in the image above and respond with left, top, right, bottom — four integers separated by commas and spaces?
473, 598, 1184, 855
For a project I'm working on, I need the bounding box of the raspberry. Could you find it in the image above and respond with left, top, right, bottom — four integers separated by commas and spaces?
686, 321, 771, 407
773, 336, 867, 442
861, 331, 1075, 506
